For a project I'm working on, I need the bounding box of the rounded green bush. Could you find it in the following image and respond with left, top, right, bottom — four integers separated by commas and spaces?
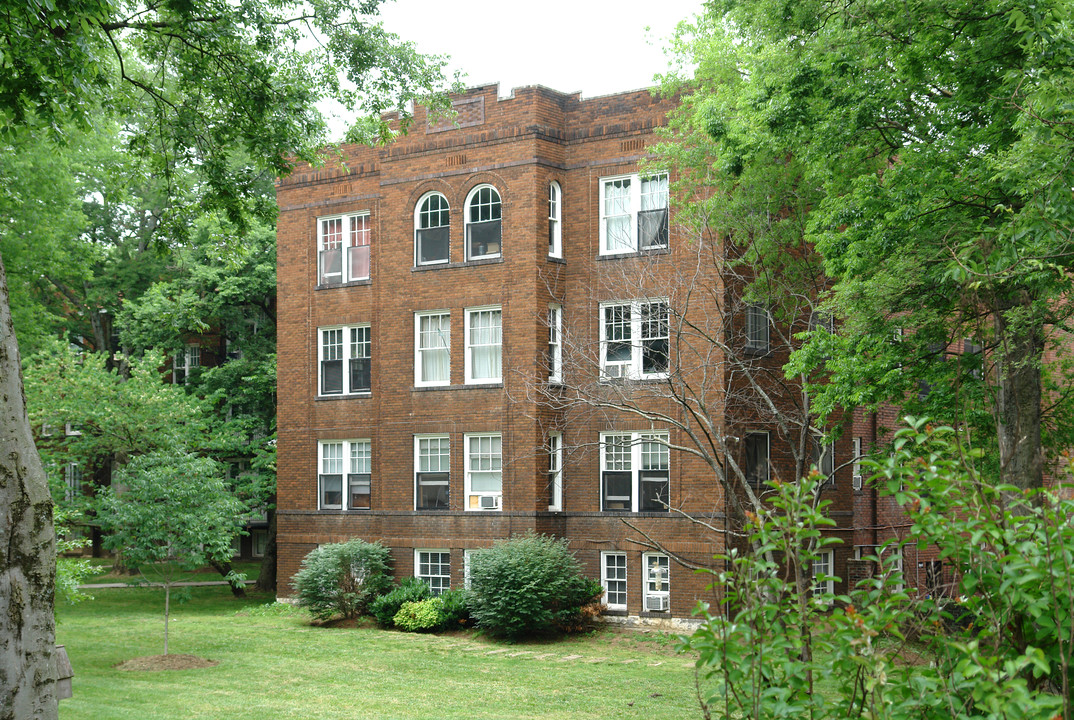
467, 533, 604, 639
369, 577, 432, 627
290, 539, 392, 621
393, 598, 446, 632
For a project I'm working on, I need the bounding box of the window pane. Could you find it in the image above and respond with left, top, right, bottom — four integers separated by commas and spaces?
640, 471, 669, 511
417, 473, 449, 510
348, 244, 370, 280
745, 434, 769, 485
349, 358, 370, 392
417, 226, 449, 264
467, 220, 501, 258
602, 471, 633, 511
320, 474, 343, 508
468, 309, 501, 380
638, 208, 668, 249
319, 248, 342, 283
349, 474, 371, 509
321, 359, 343, 395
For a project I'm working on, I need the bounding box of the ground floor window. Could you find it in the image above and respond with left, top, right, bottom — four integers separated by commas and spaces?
812, 549, 834, 597
643, 553, 670, 612
415, 549, 450, 595
601, 552, 627, 611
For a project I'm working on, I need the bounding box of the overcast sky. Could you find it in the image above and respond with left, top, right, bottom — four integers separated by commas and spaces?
378, 0, 703, 98
323, 1, 704, 138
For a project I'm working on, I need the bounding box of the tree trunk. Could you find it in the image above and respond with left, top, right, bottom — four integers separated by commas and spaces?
256, 508, 277, 593
208, 558, 246, 598
0, 250, 58, 720
994, 293, 1045, 490
163, 583, 170, 656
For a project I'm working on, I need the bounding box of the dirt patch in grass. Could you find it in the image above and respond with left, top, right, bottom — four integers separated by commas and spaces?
115, 654, 219, 672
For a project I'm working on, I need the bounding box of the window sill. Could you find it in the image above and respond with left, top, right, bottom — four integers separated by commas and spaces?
547, 255, 566, 264
598, 374, 669, 384
743, 346, 772, 358
604, 609, 628, 617
316, 392, 372, 401
640, 611, 672, 618
412, 383, 503, 392
596, 247, 670, 261
413, 257, 505, 272
316, 509, 373, 513
316, 278, 372, 290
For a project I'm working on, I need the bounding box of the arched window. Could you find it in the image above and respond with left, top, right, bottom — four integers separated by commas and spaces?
548, 181, 562, 258
465, 185, 501, 260
415, 192, 450, 265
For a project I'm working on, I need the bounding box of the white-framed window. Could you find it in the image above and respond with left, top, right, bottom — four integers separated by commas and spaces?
173, 344, 200, 385
880, 546, 904, 593
547, 303, 562, 383
745, 432, 770, 486
745, 304, 770, 353
600, 300, 669, 379
64, 462, 82, 502
251, 529, 268, 558
415, 192, 450, 265
643, 553, 670, 612
465, 433, 502, 511
415, 549, 450, 596
547, 431, 562, 511
318, 439, 371, 510
601, 552, 627, 611
812, 549, 834, 598
465, 184, 502, 260
811, 437, 835, 482
464, 306, 502, 384
852, 437, 863, 490
318, 212, 371, 284
599, 173, 669, 254
415, 311, 450, 386
415, 435, 450, 510
600, 431, 670, 512
318, 325, 371, 395
548, 181, 562, 258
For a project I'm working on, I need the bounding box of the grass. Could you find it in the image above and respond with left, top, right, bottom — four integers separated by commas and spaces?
56, 586, 704, 720
80, 560, 263, 586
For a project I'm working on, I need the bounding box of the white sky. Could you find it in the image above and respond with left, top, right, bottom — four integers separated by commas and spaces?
323, 0, 703, 138
378, 0, 703, 97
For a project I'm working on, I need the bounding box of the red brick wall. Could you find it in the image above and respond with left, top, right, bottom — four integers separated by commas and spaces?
276, 83, 851, 615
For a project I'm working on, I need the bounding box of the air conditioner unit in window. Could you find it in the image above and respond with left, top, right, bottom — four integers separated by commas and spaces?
604, 364, 625, 379
479, 495, 500, 510
645, 595, 669, 612
852, 475, 863, 491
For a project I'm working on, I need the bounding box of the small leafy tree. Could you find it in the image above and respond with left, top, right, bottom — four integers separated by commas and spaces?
96, 448, 247, 655
685, 418, 1074, 719
291, 539, 392, 622
467, 533, 604, 640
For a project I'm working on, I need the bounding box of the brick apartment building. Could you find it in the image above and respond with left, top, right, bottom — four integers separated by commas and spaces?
274, 83, 857, 619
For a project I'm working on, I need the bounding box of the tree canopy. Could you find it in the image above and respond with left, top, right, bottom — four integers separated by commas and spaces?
663, 0, 1074, 488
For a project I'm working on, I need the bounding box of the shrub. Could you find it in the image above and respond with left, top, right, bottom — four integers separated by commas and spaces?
393, 598, 445, 632
369, 577, 432, 628
291, 539, 392, 621
436, 588, 472, 630
467, 533, 604, 639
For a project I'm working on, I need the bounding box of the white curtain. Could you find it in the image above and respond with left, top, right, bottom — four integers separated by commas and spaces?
603, 179, 632, 251
469, 310, 501, 380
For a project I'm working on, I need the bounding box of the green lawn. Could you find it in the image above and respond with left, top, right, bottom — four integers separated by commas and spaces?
80, 560, 263, 585
56, 587, 703, 720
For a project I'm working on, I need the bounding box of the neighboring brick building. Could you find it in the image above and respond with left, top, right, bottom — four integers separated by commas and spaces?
274, 83, 856, 619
